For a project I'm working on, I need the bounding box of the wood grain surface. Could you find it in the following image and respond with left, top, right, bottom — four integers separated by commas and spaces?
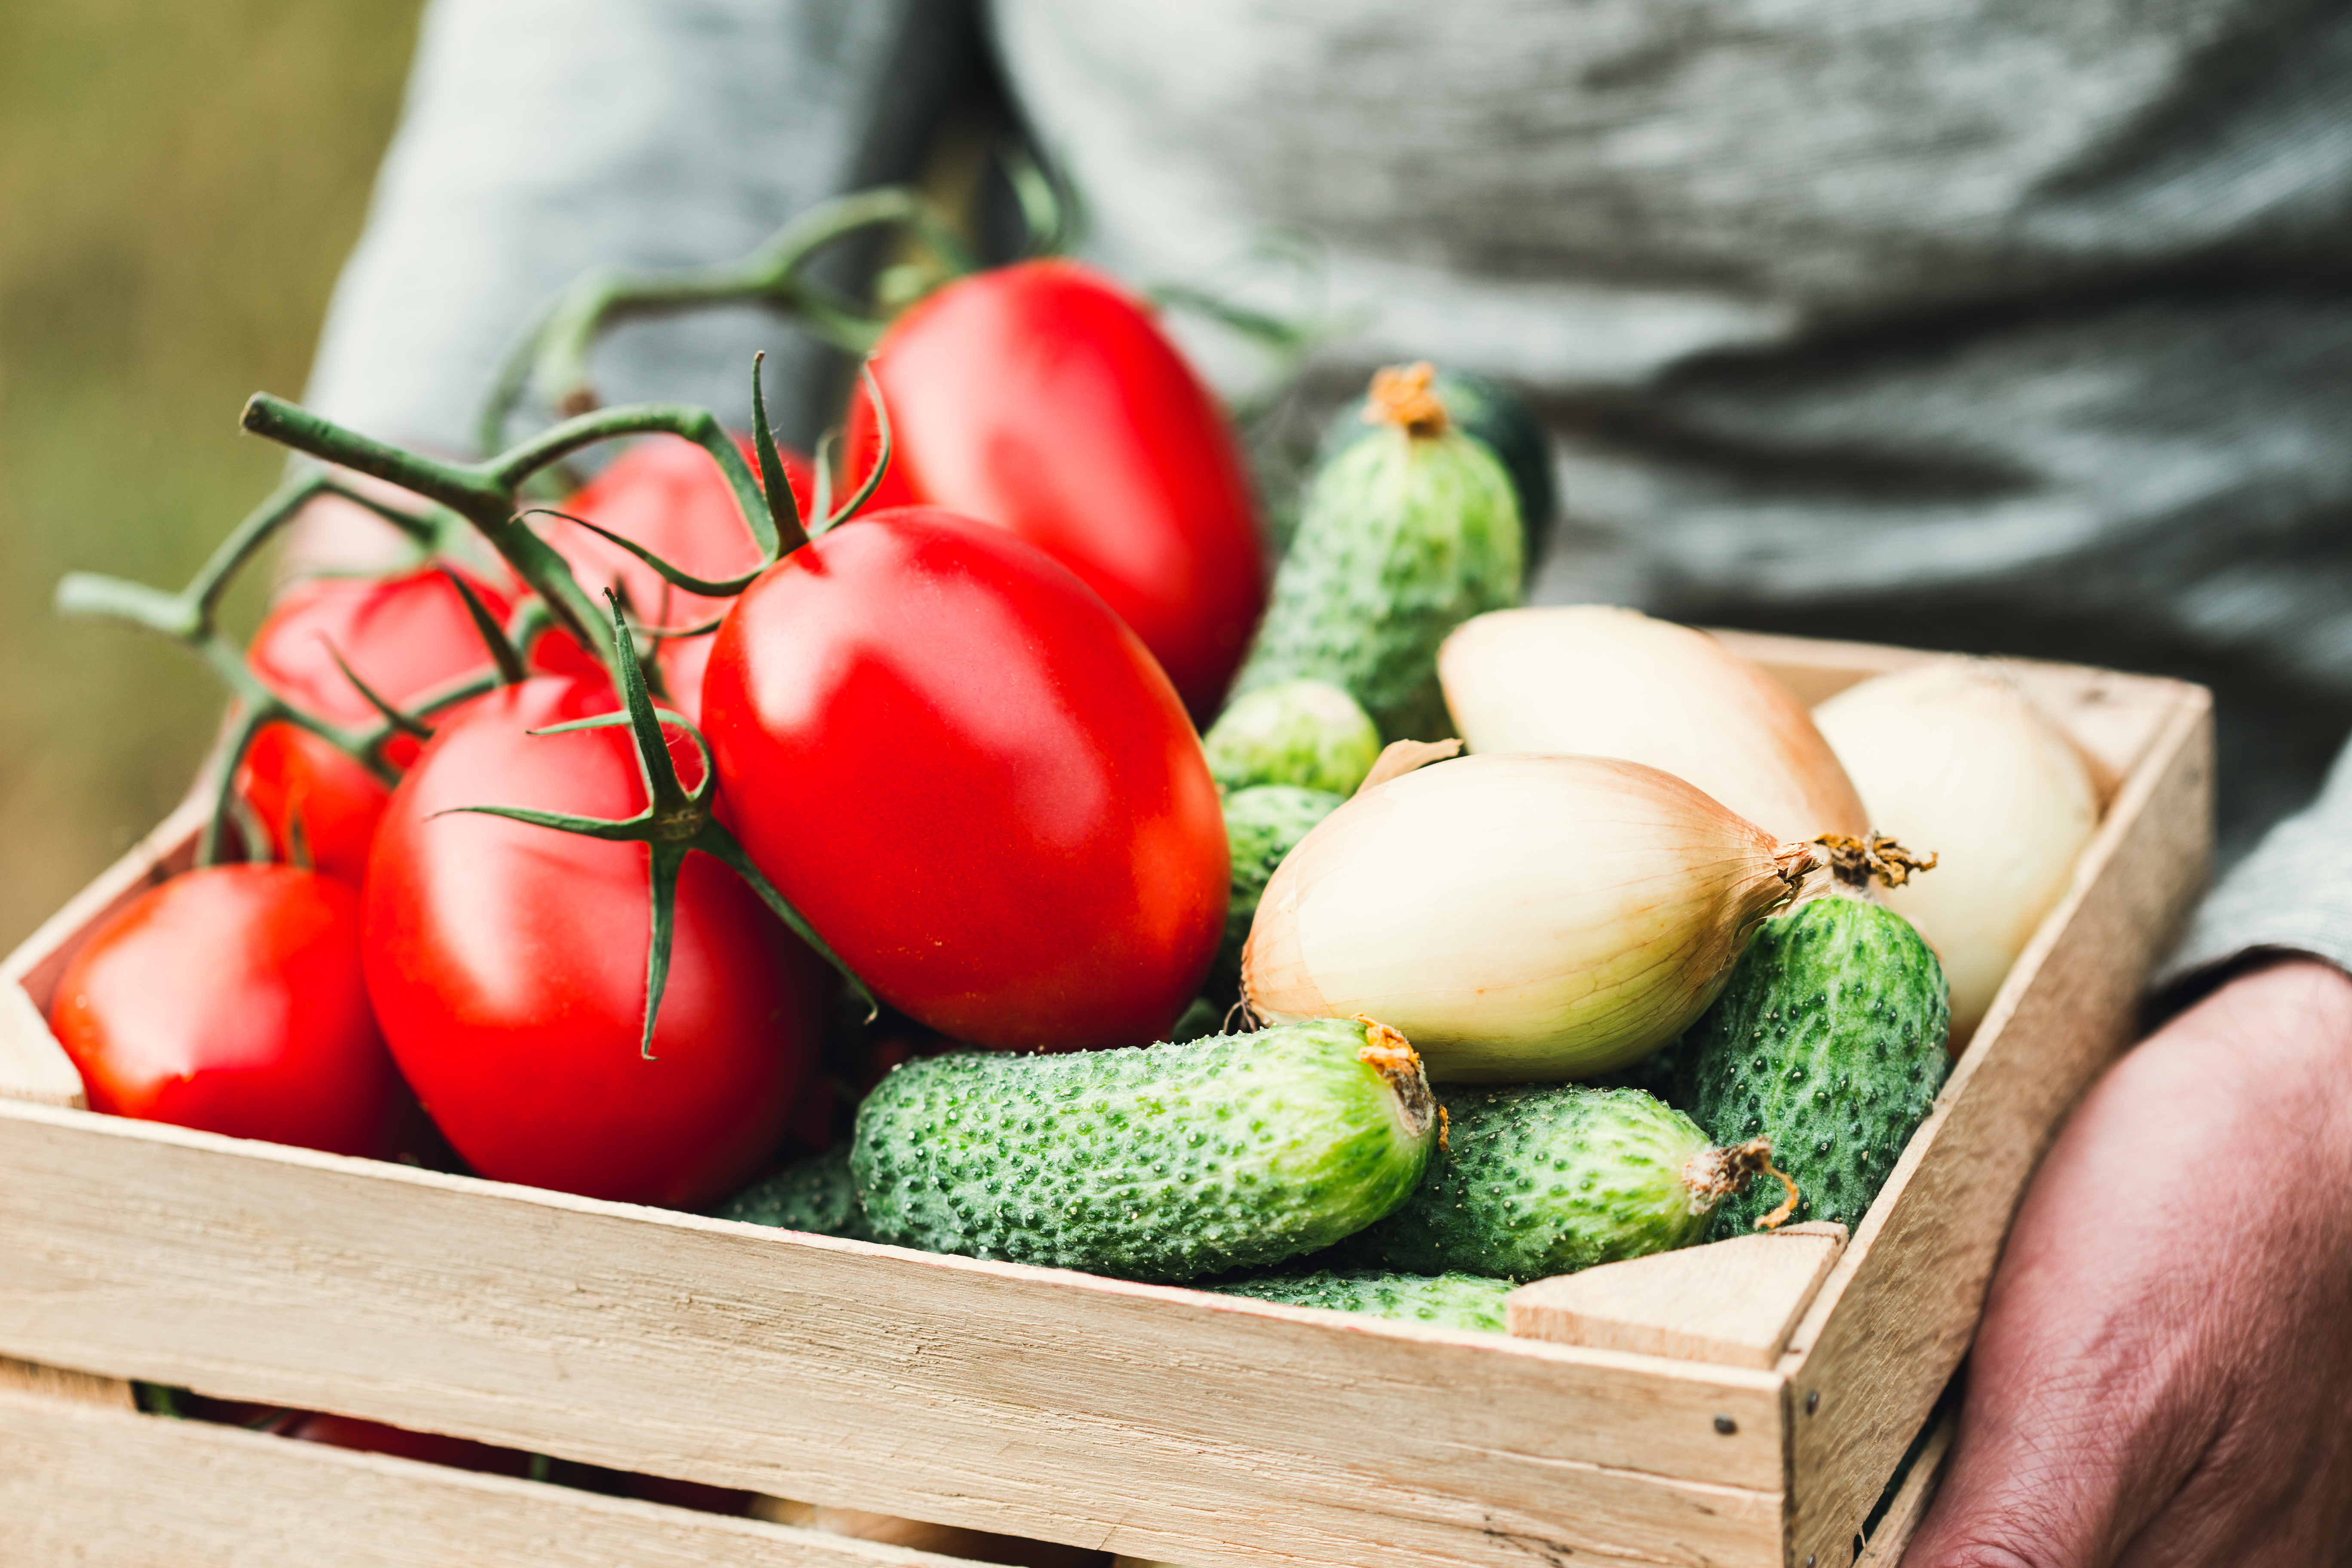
0, 1099, 1785, 1568
0, 1381, 1011, 1568
1507, 1222, 1847, 1369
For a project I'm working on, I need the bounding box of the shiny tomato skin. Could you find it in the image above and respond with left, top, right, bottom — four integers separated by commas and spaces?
543, 435, 814, 718
842, 260, 1265, 721
49, 865, 410, 1158
239, 564, 519, 883
700, 507, 1228, 1051
364, 676, 826, 1208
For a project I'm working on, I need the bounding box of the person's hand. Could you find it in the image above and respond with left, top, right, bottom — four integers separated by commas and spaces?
1904, 957, 2352, 1567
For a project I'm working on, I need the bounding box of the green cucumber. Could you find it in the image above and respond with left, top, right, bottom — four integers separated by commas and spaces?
1673, 891, 1951, 1236
717, 1146, 869, 1239
1213, 784, 1347, 996
1324, 365, 1557, 572
851, 1016, 1440, 1283
1201, 678, 1382, 796
1208, 1268, 1510, 1333
1330, 1084, 1778, 1281
1234, 365, 1523, 741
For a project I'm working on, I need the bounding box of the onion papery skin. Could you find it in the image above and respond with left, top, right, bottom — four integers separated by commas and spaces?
1812, 660, 2098, 1047
1241, 753, 1810, 1081
1438, 606, 1868, 845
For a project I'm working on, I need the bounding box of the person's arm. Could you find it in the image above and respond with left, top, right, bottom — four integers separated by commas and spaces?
286, 0, 973, 575
1905, 735, 2352, 1565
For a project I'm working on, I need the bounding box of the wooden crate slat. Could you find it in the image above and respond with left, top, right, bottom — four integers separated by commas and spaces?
1505, 1222, 1847, 1369
0, 1099, 1785, 1568
0, 1381, 1008, 1568
1779, 686, 2211, 1565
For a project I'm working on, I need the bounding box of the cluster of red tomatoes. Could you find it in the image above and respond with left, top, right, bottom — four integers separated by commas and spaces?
50, 260, 1261, 1213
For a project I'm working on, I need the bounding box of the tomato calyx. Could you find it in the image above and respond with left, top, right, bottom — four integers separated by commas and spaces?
435, 564, 531, 686
435, 591, 875, 1058
524, 361, 894, 613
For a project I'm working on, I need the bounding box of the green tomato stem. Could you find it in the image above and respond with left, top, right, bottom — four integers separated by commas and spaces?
239, 392, 798, 671
475, 184, 974, 457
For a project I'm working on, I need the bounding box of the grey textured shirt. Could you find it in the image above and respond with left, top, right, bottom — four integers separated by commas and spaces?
306, 0, 2352, 992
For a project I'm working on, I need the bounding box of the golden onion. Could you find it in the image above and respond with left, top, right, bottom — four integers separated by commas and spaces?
1812, 659, 2099, 1047
1241, 753, 1817, 1081
1438, 606, 1868, 843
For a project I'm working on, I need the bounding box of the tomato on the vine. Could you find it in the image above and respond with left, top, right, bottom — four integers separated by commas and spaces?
363, 674, 828, 1208
49, 865, 414, 1159
843, 260, 1265, 720
541, 435, 814, 718
239, 563, 520, 884
700, 506, 1228, 1052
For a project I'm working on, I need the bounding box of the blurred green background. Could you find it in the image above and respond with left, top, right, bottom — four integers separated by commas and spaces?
0, 1, 425, 949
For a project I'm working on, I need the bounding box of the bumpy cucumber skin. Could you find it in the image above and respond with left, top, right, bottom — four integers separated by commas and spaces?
1324, 368, 1557, 572
1202, 678, 1383, 797
851, 1017, 1435, 1283
1214, 785, 1346, 995
1332, 1085, 1714, 1281
1673, 894, 1951, 1236
717, 1146, 870, 1239
1209, 1268, 1510, 1332
1235, 426, 1522, 742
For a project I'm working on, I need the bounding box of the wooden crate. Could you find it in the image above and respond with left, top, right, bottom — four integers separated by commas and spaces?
0, 632, 2212, 1568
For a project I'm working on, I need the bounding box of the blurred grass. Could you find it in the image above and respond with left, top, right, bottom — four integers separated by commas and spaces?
0, 1, 423, 949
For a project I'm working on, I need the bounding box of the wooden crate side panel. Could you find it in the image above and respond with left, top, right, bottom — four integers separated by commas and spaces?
1780, 692, 2212, 1566
0, 1382, 1002, 1568
0, 1102, 1785, 1568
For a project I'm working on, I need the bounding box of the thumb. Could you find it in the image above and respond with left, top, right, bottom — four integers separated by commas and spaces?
1900, 1063, 2226, 1566
1900, 1362, 2142, 1568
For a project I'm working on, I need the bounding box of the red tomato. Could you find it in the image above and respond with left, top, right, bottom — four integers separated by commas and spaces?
622, 1472, 758, 1515
49, 865, 412, 1159
282, 1412, 539, 1478
700, 508, 1227, 1051
363, 675, 827, 1207
239, 564, 521, 884
541, 435, 814, 718
843, 260, 1265, 720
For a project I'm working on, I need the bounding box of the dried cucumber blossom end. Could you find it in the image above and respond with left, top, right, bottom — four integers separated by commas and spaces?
1813, 832, 1939, 890
1356, 1016, 1438, 1142
1681, 1137, 1802, 1230
1362, 361, 1450, 438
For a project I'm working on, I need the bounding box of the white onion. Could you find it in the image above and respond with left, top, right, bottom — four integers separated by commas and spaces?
1811, 660, 2099, 1046
1241, 753, 1816, 1081
1438, 606, 1869, 844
